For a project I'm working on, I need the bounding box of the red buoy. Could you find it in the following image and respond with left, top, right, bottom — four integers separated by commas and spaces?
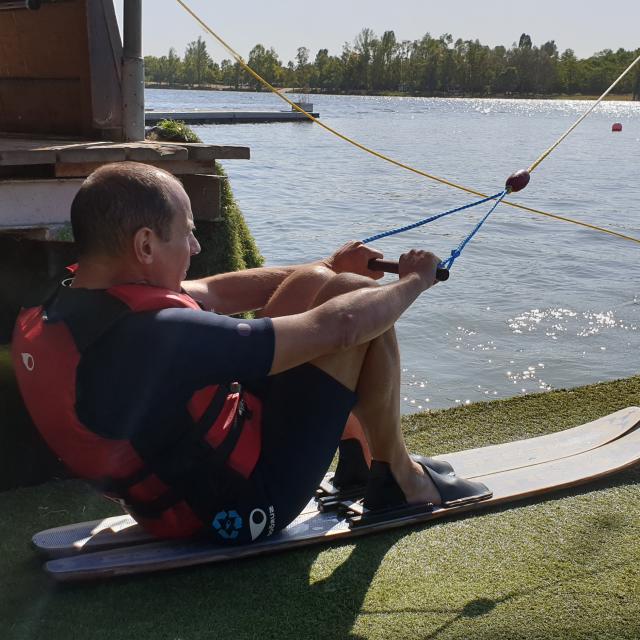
505, 169, 530, 193
612, 123, 623, 132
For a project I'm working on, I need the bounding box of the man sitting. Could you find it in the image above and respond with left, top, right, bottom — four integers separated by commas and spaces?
12, 162, 489, 543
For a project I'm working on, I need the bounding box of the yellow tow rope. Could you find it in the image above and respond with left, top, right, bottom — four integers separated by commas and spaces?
175, 0, 640, 246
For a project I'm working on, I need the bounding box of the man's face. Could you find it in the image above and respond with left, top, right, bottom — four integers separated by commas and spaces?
150, 179, 201, 291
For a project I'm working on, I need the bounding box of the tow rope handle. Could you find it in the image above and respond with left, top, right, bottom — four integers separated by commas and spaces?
368, 259, 450, 282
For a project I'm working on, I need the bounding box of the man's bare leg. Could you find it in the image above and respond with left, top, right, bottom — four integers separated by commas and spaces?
260, 264, 371, 461
341, 415, 372, 464
260, 266, 439, 504
310, 274, 441, 505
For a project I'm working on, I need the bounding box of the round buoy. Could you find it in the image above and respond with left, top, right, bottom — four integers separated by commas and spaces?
612, 123, 623, 132
505, 169, 530, 193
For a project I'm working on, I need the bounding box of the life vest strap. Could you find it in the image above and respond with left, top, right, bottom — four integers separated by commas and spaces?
194, 383, 231, 438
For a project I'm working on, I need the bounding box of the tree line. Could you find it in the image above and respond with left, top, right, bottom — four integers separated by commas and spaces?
144, 31, 640, 99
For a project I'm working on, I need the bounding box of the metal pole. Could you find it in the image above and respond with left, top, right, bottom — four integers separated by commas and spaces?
122, 0, 144, 141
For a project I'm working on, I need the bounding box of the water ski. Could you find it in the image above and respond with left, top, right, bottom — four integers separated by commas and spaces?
33, 407, 640, 582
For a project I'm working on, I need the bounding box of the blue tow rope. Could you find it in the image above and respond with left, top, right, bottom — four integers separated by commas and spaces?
362, 189, 508, 271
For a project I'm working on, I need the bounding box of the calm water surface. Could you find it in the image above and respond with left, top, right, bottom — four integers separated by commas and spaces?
148, 89, 640, 413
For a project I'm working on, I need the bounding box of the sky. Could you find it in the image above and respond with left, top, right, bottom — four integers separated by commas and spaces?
113, 0, 640, 63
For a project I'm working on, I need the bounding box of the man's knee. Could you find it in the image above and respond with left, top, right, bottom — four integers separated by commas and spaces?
278, 264, 335, 298
313, 272, 378, 307
262, 265, 335, 317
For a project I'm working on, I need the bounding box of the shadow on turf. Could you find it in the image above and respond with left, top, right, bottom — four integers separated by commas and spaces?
361, 547, 639, 640
356, 470, 640, 638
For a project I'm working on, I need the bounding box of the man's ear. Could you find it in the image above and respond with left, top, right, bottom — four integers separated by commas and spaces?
133, 227, 155, 265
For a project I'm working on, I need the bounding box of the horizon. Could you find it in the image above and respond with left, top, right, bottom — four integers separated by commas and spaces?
113, 0, 640, 64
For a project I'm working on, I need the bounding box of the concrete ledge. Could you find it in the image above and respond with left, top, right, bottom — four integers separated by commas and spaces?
145, 110, 319, 125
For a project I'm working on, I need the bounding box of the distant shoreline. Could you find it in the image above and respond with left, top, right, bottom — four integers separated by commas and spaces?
145, 83, 637, 102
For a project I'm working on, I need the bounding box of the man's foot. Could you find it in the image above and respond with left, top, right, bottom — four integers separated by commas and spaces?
324, 440, 455, 497
410, 453, 455, 477
363, 457, 491, 512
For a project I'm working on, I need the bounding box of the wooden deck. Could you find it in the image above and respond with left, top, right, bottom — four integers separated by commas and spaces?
0, 137, 250, 229
0, 137, 249, 173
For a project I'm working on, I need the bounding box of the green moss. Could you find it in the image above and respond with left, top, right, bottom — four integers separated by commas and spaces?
187, 161, 263, 278
48, 224, 74, 242
153, 119, 201, 143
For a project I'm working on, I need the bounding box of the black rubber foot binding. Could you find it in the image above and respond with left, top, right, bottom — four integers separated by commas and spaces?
347, 458, 492, 528
317, 441, 457, 512
316, 439, 370, 511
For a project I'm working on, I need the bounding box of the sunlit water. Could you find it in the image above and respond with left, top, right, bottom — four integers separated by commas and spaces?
148, 89, 640, 413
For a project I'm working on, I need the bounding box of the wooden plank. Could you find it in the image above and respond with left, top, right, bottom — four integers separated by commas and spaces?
86, 0, 123, 136
185, 144, 250, 161
123, 144, 189, 163
0, 228, 48, 241
0, 178, 83, 226
0, 139, 249, 167
57, 146, 126, 164
152, 143, 250, 161
0, 138, 91, 152
181, 174, 224, 221
0, 149, 57, 166
54, 159, 215, 178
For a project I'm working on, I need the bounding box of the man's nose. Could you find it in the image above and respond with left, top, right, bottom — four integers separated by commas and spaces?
190, 234, 201, 256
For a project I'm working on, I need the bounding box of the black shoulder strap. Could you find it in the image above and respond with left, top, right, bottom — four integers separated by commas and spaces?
45, 286, 131, 353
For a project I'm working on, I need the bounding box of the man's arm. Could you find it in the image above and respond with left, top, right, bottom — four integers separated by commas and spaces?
181, 241, 383, 315
183, 264, 303, 314
269, 250, 439, 375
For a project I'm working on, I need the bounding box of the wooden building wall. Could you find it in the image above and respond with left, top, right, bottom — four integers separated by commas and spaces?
0, 0, 123, 139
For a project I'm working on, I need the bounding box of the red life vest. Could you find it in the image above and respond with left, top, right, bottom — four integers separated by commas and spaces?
11, 282, 263, 538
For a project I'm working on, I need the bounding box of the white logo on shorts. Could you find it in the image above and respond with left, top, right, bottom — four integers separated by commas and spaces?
249, 508, 267, 540
267, 505, 276, 536
21, 353, 35, 372
249, 506, 276, 540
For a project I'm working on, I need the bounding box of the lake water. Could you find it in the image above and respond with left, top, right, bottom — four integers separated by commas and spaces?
147, 89, 640, 414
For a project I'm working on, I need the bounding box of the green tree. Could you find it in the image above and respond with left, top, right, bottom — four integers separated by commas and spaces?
142, 26, 638, 98
353, 28, 376, 90
534, 41, 560, 93
183, 36, 213, 86
512, 33, 536, 92
558, 49, 580, 93
245, 44, 282, 89
495, 66, 519, 93
165, 47, 182, 84
144, 55, 160, 82
295, 46, 311, 89
220, 59, 242, 88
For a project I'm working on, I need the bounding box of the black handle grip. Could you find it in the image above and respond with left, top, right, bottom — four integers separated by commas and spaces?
368, 258, 449, 281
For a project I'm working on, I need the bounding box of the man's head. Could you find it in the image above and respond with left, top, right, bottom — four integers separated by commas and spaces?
70, 162, 200, 290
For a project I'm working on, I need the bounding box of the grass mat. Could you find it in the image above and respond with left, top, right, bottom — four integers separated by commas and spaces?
1, 377, 639, 640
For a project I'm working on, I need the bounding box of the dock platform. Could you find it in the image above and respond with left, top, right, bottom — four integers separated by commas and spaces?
0, 137, 250, 229
145, 109, 319, 125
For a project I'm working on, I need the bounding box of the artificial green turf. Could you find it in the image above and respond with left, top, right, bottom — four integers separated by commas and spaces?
1, 377, 639, 640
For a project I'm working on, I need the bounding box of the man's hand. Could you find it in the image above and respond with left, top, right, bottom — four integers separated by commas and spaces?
325, 241, 384, 280
398, 250, 442, 291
